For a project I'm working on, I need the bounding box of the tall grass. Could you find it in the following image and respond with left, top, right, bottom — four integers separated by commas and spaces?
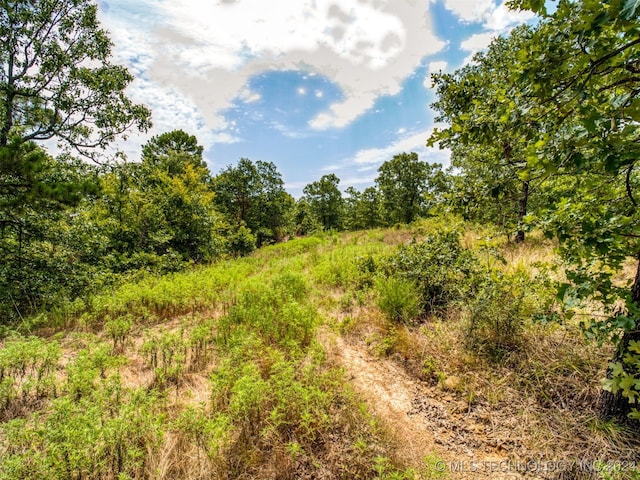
0, 234, 415, 479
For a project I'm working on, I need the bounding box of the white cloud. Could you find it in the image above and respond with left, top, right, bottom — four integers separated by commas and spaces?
460, 31, 498, 52
352, 130, 450, 167
453, 1, 536, 63
483, 3, 535, 30
320, 164, 344, 172
98, 0, 446, 137
443, 0, 495, 22
239, 88, 262, 103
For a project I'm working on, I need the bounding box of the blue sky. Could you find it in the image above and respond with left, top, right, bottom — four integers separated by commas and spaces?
98, 0, 534, 196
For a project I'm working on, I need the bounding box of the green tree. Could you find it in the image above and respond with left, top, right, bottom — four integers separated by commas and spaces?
302, 174, 344, 230
87, 133, 224, 268
503, 0, 640, 423
429, 27, 540, 242
0, 141, 99, 319
212, 158, 293, 245
0, 0, 151, 155
344, 186, 382, 230
375, 152, 440, 225
0, 0, 151, 319
293, 197, 321, 236
142, 130, 206, 167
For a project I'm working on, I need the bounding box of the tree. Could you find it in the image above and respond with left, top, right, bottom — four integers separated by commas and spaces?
293, 197, 321, 236
429, 27, 541, 242
0, 0, 151, 156
82, 150, 225, 271
302, 174, 344, 230
503, 0, 640, 423
0, 140, 99, 319
375, 152, 440, 225
212, 158, 293, 245
0, 0, 151, 318
141, 130, 206, 173
344, 186, 382, 230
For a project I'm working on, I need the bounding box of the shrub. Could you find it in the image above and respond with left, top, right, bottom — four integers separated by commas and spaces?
227, 225, 256, 257
464, 268, 542, 360
375, 276, 422, 324
0, 336, 60, 418
380, 230, 478, 314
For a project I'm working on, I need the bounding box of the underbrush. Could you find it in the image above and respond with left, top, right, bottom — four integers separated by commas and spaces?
3, 222, 638, 479
336, 227, 640, 477
0, 234, 415, 479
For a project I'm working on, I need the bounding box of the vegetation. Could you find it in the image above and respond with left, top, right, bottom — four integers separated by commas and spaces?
2, 0, 640, 477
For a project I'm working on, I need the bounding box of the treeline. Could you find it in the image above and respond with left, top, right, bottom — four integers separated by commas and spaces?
1, 129, 457, 322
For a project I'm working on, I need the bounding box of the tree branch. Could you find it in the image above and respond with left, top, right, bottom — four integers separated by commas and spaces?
626, 163, 638, 207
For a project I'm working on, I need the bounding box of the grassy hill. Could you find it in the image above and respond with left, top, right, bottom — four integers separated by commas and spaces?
0, 218, 638, 479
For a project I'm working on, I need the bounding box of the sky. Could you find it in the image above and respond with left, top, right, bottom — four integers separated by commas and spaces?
97, 0, 535, 196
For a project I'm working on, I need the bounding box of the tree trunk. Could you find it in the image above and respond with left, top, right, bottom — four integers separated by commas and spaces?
597, 256, 640, 427
514, 180, 529, 243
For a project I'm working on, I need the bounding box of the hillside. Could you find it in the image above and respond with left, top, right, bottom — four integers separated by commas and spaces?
0, 219, 638, 479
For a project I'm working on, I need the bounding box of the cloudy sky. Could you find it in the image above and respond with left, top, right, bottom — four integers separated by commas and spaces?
98, 0, 534, 196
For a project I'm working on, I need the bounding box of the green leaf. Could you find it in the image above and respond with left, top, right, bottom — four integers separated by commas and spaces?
629, 340, 640, 354
621, 0, 640, 19
610, 361, 625, 378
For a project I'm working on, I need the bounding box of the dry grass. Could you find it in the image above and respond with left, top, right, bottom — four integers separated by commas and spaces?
340, 300, 640, 471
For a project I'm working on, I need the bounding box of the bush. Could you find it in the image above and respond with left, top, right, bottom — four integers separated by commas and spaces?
375, 276, 422, 324
464, 268, 542, 360
227, 225, 256, 257
380, 230, 478, 314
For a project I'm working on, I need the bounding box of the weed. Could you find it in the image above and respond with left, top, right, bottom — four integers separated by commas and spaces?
141, 330, 187, 388
421, 454, 450, 479
464, 267, 546, 360
375, 276, 423, 324
0, 336, 60, 419
104, 315, 134, 351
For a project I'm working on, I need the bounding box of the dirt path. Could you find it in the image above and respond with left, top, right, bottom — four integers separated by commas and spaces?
320, 329, 530, 479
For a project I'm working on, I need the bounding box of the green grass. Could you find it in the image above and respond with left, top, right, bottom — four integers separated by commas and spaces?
0, 233, 416, 479
2, 221, 637, 478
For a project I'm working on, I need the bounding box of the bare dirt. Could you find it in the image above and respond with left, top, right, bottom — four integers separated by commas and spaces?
320, 329, 530, 479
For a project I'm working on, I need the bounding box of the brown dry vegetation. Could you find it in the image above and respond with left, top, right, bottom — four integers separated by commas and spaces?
326, 228, 639, 479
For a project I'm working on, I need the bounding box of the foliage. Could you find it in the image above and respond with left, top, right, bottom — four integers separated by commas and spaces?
141, 129, 205, 172
429, 0, 640, 422
344, 186, 383, 230
380, 230, 479, 314
375, 152, 444, 225
0, 141, 101, 321
0, 0, 151, 156
218, 275, 317, 352
302, 173, 344, 230
464, 268, 545, 360
212, 158, 294, 245
603, 339, 640, 420
1, 380, 164, 479
429, 27, 540, 242
78, 134, 227, 272
293, 197, 322, 235
0, 336, 60, 417
0, 0, 149, 322
226, 224, 257, 257
507, 0, 640, 421
375, 276, 423, 324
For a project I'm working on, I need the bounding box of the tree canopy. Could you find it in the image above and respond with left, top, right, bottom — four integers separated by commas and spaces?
0, 0, 151, 157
